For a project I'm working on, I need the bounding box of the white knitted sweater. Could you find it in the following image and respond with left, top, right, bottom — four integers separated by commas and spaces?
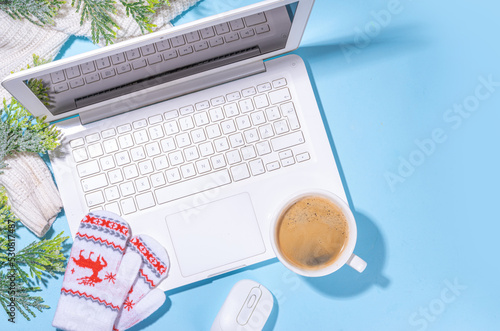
0, 0, 200, 102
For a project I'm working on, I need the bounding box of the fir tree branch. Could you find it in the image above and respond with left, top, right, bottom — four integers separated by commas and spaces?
72, 0, 120, 45
0, 273, 48, 321
0, 188, 17, 240
6, 232, 69, 285
0, 55, 60, 171
120, 0, 156, 34
0, 0, 64, 26
0, 189, 69, 320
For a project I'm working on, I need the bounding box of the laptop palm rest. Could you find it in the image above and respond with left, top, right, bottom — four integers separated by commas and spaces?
165, 192, 266, 277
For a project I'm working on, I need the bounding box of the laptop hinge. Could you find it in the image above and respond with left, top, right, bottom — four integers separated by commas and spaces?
79, 59, 266, 125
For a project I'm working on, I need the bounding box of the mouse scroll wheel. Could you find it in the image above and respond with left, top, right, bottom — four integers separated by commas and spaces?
237, 287, 262, 325
247, 294, 257, 308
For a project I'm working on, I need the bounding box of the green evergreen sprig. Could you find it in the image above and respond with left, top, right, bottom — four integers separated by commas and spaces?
0, 189, 69, 321
70, 0, 170, 45
0, 272, 49, 321
7, 232, 69, 285
0, 0, 64, 26
0, 56, 60, 171
72, 0, 120, 46
120, 0, 156, 34
0, 96, 60, 171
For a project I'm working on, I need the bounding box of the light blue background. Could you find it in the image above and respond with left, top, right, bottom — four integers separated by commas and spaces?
5, 0, 500, 330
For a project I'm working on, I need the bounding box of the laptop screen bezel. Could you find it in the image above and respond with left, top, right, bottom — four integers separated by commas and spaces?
1, 0, 314, 123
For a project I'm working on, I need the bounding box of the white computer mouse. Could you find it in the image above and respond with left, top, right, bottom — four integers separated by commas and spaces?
211, 279, 274, 331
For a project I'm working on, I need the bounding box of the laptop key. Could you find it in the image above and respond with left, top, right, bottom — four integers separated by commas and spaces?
69, 78, 85, 89
240, 28, 255, 39
117, 123, 132, 133
244, 12, 267, 27
65, 66, 81, 79
270, 131, 305, 151
70, 138, 84, 148
105, 202, 121, 215
186, 31, 200, 43
136, 192, 155, 210
266, 161, 280, 171
88, 143, 104, 158
171, 35, 186, 47
104, 186, 120, 201
155, 39, 171, 51
215, 23, 230, 35
117, 63, 132, 74
140, 44, 156, 56
272, 78, 287, 88
200, 27, 215, 39
133, 119, 147, 128
120, 197, 137, 215
155, 169, 231, 204
255, 24, 270, 34
50, 70, 66, 84
103, 139, 119, 153
229, 18, 245, 31
81, 61, 96, 74
85, 73, 100, 84
132, 59, 147, 69
72, 148, 88, 163
281, 102, 300, 130
111, 53, 126, 65
230, 163, 250, 181
85, 191, 105, 207
249, 159, 265, 176
296, 152, 310, 163
194, 41, 209, 52
54, 83, 69, 93
96, 57, 111, 69
81, 174, 108, 192
269, 88, 292, 104
126, 48, 141, 60
210, 36, 224, 47
165, 168, 181, 183
77, 160, 100, 177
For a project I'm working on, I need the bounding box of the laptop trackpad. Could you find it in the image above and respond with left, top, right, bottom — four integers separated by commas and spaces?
165, 192, 265, 277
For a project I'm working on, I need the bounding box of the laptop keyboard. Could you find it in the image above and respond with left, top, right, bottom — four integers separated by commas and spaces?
69, 78, 311, 216
51, 12, 271, 95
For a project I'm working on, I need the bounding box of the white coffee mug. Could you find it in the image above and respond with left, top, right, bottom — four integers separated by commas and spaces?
270, 189, 367, 277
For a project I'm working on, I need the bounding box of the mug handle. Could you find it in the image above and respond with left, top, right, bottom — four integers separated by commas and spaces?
347, 254, 367, 273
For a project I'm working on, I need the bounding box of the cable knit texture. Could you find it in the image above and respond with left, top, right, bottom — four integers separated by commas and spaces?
0, 152, 63, 237
0, 0, 200, 102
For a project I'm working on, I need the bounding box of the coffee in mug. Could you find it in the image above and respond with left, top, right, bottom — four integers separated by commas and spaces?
276, 196, 349, 270
270, 190, 366, 277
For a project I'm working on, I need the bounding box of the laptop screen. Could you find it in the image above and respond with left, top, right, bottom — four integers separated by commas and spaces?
24, 2, 299, 116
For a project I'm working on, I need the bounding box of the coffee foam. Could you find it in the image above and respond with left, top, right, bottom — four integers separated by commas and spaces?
277, 196, 349, 270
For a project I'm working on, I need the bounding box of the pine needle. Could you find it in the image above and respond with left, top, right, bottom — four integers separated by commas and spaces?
72, 0, 120, 45
0, 55, 61, 172
0, 0, 64, 26
0, 189, 69, 320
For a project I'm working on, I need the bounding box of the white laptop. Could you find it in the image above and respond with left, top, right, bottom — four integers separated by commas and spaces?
2, 0, 346, 291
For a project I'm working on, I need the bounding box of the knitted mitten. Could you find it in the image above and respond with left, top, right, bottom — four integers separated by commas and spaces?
52, 211, 141, 331
0, 152, 63, 237
113, 235, 170, 331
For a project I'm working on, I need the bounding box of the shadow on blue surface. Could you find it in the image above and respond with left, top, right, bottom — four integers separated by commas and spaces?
165, 259, 277, 296
262, 294, 279, 331
294, 23, 429, 72
303, 211, 389, 297
286, 41, 397, 297
129, 297, 172, 331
